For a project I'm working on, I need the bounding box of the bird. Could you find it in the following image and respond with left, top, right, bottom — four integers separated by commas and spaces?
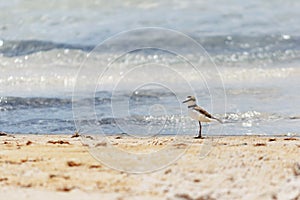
182, 95, 222, 139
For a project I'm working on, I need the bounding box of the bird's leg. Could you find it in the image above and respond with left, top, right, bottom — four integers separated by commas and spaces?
198, 121, 202, 138
194, 121, 203, 139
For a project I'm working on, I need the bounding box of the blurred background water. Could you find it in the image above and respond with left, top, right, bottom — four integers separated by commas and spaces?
0, 0, 299, 136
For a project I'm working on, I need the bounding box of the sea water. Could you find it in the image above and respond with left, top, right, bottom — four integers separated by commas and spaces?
0, 0, 299, 136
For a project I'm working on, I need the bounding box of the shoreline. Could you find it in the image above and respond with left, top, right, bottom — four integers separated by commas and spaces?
1, 134, 299, 199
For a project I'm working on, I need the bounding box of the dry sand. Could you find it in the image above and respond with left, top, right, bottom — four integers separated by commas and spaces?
0, 133, 299, 200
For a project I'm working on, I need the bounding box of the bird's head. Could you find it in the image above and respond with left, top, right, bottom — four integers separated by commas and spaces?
182, 95, 196, 106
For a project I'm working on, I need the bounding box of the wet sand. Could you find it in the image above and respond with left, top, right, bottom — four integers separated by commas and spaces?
0, 134, 299, 200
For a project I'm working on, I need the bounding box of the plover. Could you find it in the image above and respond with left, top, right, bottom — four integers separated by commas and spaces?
182, 96, 222, 139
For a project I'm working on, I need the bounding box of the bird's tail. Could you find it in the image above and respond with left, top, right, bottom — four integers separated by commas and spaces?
212, 117, 223, 124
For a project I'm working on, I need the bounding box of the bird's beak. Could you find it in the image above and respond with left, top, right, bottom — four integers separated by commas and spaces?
182, 99, 190, 103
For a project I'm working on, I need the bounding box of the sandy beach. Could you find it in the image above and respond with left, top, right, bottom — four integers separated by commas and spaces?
0, 133, 299, 200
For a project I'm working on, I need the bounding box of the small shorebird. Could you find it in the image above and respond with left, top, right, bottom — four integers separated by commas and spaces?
182, 96, 222, 139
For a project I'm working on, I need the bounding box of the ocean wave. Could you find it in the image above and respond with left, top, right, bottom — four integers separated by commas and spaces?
0, 40, 93, 57
1, 34, 299, 59
0, 96, 72, 111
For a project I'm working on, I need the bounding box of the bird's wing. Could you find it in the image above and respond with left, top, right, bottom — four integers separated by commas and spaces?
193, 106, 223, 123
193, 106, 213, 118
